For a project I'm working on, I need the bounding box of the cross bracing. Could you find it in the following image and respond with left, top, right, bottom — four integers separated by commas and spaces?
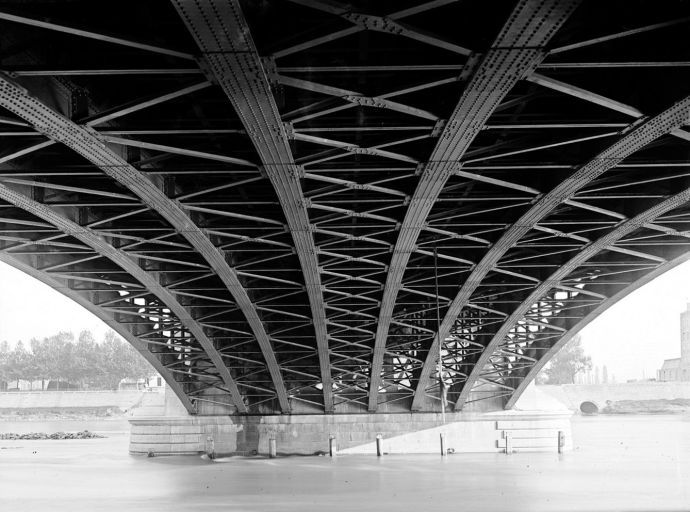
0, 0, 689, 414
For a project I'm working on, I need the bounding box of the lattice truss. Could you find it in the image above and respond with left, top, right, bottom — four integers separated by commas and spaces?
0, 0, 689, 414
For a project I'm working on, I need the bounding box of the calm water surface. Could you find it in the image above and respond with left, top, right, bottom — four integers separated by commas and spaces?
0, 415, 688, 511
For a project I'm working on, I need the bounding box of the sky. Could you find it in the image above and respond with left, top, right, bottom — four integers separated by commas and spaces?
0, 261, 110, 345
577, 260, 690, 382
0, 258, 689, 381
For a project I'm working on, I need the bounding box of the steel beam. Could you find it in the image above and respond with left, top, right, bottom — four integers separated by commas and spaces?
433, 95, 690, 412
455, 181, 690, 408
0, 11, 195, 60
526, 73, 690, 143
0, 75, 290, 412
549, 16, 690, 55
369, 0, 581, 412
172, 0, 334, 411
504, 251, 690, 409
278, 0, 468, 58
0, 251, 197, 413
0, 182, 247, 412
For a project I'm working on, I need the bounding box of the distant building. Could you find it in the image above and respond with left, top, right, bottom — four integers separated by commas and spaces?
658, 303, 690, 381
118, 374, 164, 392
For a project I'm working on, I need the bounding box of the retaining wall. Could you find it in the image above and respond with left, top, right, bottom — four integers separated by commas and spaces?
0, 390, 150, 410
537, 382, 690, 410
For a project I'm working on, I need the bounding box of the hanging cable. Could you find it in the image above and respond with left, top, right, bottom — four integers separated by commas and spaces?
434, 244, 446, 425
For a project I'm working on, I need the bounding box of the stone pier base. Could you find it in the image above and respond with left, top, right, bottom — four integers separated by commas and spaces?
129, 416, 240, 456
129, 410, 572, 456
129, 385, 572, 456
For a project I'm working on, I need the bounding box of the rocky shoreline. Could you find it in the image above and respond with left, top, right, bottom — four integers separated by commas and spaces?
0, 430, 105, 440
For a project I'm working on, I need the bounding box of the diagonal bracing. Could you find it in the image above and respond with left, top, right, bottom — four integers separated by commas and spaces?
370, 0, 582, 412
171, 0, 335, 412
0, 74, 290, 411
0, 252, 196, 413
435, 93, 690, 411
0, 182, 248, 411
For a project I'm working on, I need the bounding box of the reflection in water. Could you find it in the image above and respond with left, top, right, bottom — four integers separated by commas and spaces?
0, 416, 688, 511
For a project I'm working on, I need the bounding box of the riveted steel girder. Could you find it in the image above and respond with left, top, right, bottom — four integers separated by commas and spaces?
450, 176, 690, 409
1, 0, 690, 415
0, 182, 247, 411
171, 0, 334, 412
0, 252, 196, 413
504, 251, 690, 409
437, 94, 690, 411
0, 75, 289, 412
370, 0, 582, 412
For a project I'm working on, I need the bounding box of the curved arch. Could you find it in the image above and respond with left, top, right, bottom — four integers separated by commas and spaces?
0, 182, 247, 412
504, 251, 690, 409
0, 252, 195, 413
368, 0, 580, 411
172, 0, 334, 411
0, 74, 289, 411
455, 184, 690, 408
411, 92, 690, 411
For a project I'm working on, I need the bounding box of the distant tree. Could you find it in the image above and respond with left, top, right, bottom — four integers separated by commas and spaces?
30, 337, 50, 389
0, 340, 10, 388
72, 330, 98, 388
121, 339, 154, 382
7, 341, 30, 389
2, 329, 156, 390
540, 336, 592, 385
43, 332, 74, 389
21, 343, 41, 390
97, 331, 152, 388
535, 370, 549, 385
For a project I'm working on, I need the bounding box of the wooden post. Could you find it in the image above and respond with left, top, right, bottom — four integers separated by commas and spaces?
440, 433, 447, 457
558, 430, 565, 454
505, 432, 512, 454
269, 438, 277, 458
329, 435, 337, 457
376, 434, 383, 457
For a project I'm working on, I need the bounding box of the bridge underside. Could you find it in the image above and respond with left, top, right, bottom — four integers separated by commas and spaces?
1, 0, 689, 415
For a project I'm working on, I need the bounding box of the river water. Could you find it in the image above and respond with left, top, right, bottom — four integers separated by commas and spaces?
1, 415, 688, 511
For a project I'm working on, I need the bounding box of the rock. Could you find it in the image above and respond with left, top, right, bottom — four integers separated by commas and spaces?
0, 430, 105, 440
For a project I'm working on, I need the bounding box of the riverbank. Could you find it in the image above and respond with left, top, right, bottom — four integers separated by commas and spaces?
0, 406, 126, 421
0, 390, 164, 420
601, 398, 690, 414
0, 430, 104, 440
536, 381, 690, 412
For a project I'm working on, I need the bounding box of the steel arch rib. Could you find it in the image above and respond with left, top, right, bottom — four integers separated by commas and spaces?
0, 252, 196, 413
451, 178, 690, 409
415, 94, 690, 411
504, 251, 690, 410
0, 182, 248, 412
369, 0, 581, 411
171, 0, 334, 411
0, 76, 290, 412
